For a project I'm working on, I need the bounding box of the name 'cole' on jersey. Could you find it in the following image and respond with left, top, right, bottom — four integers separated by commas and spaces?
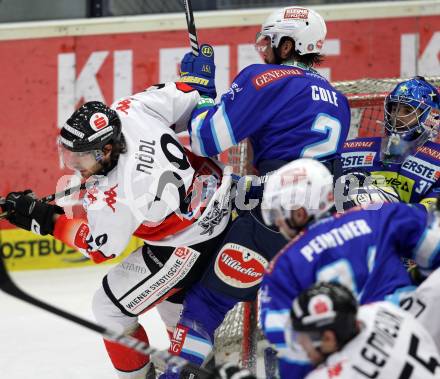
260, 203, 440, 379
306, 302, 440, 379
342, 136, 440, 208
189, 63, 351, 174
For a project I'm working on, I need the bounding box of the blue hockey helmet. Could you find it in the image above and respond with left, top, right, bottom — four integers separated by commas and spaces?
382, 76, 440, 163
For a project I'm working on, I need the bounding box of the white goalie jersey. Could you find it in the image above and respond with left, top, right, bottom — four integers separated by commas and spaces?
306, 302, 440, 379
72, 83, 232, 260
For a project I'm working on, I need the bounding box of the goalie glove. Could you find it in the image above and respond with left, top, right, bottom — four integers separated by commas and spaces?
180, 44, 216, 99
337, 171, 400, 210
3, 190, 64, 235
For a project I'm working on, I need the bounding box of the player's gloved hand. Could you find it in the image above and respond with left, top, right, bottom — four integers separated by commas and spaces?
3, 190, 64, 235
210, 362, 256, 379
180, 44, 216, 99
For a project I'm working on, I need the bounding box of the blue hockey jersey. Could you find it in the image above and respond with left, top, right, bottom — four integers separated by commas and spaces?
189, 62, 351, 174
342, 137, 440, 207
260, 203, 440, 379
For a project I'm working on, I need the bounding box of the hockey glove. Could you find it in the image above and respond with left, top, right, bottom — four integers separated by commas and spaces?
211, 363, 256, 379
180, 44, 217, 99
3, 190, 64, 235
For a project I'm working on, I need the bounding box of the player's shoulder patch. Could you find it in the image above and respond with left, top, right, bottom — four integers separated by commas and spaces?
214, 243, 269, 288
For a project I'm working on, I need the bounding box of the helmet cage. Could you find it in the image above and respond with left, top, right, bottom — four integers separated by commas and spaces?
384, 96, 432, 140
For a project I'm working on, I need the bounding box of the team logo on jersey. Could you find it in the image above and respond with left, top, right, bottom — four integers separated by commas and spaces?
327, 362, 343, 378
341, 151, 376, 168
214, 243, 269, 288
401, 156, 440, 183
252, 68, 303, 89
227, 82, 243, 101
198, 200, 229, 235
104, 185, 118, 212
284, 7, 309, 19
89, 112, 109, 131
115, 99, 131, 115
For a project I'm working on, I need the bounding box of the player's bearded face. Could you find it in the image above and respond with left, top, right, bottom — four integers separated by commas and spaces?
255, 33, 275, 64
389, 103, 422, 132
59, 144, 105, 179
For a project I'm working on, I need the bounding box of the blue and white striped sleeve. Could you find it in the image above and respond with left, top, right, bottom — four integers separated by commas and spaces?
260, 254, 314, 379
412, 211, 440, 276
189, 99, 237, 157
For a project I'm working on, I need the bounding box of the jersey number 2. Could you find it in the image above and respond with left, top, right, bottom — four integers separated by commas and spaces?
301, 113, 342, 159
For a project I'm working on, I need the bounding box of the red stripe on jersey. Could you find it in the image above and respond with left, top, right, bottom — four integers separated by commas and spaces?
53, 214, 87, 248
53, 215, 115, 264
134, 152, 223, 241
89, 250, 115, 264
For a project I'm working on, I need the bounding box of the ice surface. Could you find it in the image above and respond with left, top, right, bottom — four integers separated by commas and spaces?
0, 265, 170, 379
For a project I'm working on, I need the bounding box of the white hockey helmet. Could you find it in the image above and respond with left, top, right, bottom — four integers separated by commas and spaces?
261, 159, 334, 228
257, 6, 327, 55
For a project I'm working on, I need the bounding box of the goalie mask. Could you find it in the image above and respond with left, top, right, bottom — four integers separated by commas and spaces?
58, 101, 123, 174
255, 6, 326, 59
381, 76, 440, 163
261, 159, 334, 239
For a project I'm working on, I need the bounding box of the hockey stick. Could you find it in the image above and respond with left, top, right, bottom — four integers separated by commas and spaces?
0, 250, 214, 378
183, 0, 199, 56
0, 179, 98, 220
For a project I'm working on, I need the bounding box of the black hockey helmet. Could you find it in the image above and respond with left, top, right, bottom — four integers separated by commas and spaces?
291, 282, 358, 347
58, 101, 124, 173
59, 101, 122, 152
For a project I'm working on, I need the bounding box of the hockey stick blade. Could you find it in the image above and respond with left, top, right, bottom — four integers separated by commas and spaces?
183, 0, 199, 56
0, 253, 213, 378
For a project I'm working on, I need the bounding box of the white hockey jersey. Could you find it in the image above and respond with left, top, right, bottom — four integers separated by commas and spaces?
74, 83, 232, 260
306, 301, 440, 379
